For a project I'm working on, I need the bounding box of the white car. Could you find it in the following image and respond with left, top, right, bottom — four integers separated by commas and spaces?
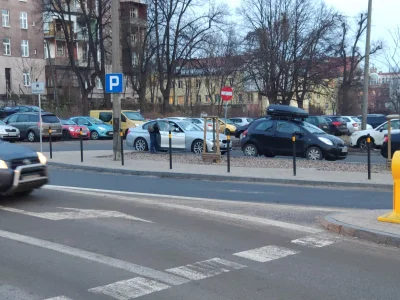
0, 120, 20, 142
350, 119, 400, 149
189, 118, 213, 131
126, 119, 231, 154
341, 116, 372, 133
229, 117, 254, 127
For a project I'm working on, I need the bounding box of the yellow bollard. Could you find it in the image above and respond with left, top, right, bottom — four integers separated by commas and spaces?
378, 151, 400, 224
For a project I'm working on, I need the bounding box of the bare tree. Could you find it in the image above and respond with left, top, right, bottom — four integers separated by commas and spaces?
148, 0, 226, 114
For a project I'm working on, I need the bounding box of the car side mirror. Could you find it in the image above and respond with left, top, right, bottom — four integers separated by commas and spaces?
84, 122, 90, 126
295, 131, 303, 138
380, 128, 384, 132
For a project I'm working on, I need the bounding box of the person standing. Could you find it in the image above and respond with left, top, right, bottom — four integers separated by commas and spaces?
148, 122, 160, 153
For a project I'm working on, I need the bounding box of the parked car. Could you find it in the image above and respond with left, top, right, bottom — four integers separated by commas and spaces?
241, 105, 348, 161
206, 118, 237, 135
3, 112, 62, 142
381, 133, 400, 158
234, 117, 270, 138
0, 120, 20, 142
0, 107, 15, 119
0, 140, 48, 196
229, 117, 254, 127
0, 106, 45, 120
69, 116, 114, 140
324, 116, 349, 136
304, 116, 330, 133
126, 119, 232, 154
189, 118, 213, 131
350, 119, 400, 150
60, 119, 90, 140
90, 110, 146, 137
357, 114, 386, 129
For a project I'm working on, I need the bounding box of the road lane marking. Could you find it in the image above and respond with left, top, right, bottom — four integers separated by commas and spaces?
0, 229, 188, 286
165, 258, 246, 280
89, 277, 170, 300
43, 185, 350, 212
233, 246, 299, 262
291, 236, 337, 248
0, 206, 152, 223
44, 186, 323, 234
45, 297, 74, 300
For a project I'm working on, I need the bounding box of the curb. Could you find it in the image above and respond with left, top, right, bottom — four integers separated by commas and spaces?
321, 214, 400, 247
48, 162, 393, 190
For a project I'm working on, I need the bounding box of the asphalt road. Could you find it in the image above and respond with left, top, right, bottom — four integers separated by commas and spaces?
0, 185, 398, 300
18, 139, 387, 164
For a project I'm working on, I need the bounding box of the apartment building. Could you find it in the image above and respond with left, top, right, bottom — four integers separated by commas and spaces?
1, 0, 46, 103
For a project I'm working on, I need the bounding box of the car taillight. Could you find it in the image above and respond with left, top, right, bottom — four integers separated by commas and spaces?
352, 123, 358, 127
384, 136, 388, 143
243, 130, 248, 137
332, 121, 342, 126
127, 129, 131, 134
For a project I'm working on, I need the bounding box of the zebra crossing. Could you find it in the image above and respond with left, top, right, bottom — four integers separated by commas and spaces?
38, 234, 340, 300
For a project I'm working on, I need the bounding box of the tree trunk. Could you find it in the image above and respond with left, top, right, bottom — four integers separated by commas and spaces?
81, 91, 90, 116
162, 91, 170, 115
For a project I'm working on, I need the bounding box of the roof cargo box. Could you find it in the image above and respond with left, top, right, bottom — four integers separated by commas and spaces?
266, 105, 309, 118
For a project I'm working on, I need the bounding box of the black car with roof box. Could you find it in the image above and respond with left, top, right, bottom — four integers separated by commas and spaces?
241, 105, 348, 160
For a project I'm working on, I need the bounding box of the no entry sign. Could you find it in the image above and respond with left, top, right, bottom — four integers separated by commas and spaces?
221, 86, 233, 101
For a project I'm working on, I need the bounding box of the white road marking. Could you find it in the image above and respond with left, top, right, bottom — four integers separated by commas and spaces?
44, 186, 323, 234
0, 229, 188, 286
0, 206, 152, 223
45, 296, 74, 300
233, 245, 299, 262
43, 185, 349, 212
291, 236, 337, 248
89, 277, 170, 300
165, 258, 246, 280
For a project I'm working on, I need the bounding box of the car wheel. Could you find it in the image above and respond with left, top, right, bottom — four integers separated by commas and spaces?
90, 131, 99, 140
27, 131, 37, 142
134, 137, 148, 151
306, 146, 323, 160
191, 140, 204, 154
62, 130, 70, 140
244, 144, 258, 157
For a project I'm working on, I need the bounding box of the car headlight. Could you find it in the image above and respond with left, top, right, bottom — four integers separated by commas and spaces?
135, 123, 140, 126
98, 126, 106, 131
318, 137, 333, 145
69, 127, 75, 131
0, 160, 8, 169
37, 152, 47, 164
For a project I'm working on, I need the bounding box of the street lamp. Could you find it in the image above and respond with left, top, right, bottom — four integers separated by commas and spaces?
362, 0, 372, 130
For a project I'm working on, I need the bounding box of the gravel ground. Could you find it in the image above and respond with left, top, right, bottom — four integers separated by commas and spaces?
103, 151, 390, 174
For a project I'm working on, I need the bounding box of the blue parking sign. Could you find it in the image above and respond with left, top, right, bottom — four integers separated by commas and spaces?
105, 73, 123, 93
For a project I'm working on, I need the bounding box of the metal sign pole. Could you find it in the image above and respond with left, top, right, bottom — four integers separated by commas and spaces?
39, 93, 42, 153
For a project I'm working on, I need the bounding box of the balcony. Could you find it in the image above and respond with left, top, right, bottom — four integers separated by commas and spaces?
44, 29, 71, 40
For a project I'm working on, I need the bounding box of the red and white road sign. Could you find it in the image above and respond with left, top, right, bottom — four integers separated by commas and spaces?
221, 86, 233, 101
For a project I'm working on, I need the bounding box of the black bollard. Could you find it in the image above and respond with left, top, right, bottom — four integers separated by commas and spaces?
120, 129, 124, 166
367, 133, 371, 180
227, 134, 231, 173
49, 127, 52, 159
169, 130, 172, 169
80, 127, 83, 162
292, 132, 296, 176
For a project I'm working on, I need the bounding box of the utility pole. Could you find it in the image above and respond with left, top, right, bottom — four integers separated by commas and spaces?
362, 0, 372, 130
112, 0, 122, 161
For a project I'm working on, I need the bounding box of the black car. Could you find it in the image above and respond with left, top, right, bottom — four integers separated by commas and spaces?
241, 105, 348, 160
381, 133, 400, 159
0, 106, 44, 120
304, 116, 330, 133
0, 140, 48, 196
357, 114, 386, 129
324, 116, 349, 136
234, 116, 270, 138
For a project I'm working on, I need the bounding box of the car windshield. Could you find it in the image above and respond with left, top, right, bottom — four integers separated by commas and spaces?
177, 121, 202, 131
124, 111, 145, 121
302, 121, 326, 134
222, 118, 235, 125
87, 117, 104, 125
30, 106, 45, 112
62, 120, 76, 125
42, 115, 60, 123
352, 117, 361, 122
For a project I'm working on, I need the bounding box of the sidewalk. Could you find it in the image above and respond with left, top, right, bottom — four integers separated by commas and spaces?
321, 210, 400, 247
44, 150, 393, 189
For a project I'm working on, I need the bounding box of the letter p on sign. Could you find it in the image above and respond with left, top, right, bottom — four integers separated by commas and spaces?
105, 73, 123, 93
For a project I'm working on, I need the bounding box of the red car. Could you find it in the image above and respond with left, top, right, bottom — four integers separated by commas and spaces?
61, 119, 90, 140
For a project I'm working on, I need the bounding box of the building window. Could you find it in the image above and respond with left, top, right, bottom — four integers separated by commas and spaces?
2, 9, 10, 27
130, 8, 137, 19
56, 42, 64, 57
196, 80, 201, 88
20, 12, 28, 29
229, 78, 233, 86
23, 71, 31, 86
196, 95, 201, 103
95, 77, 103, 89
238, 94, 243, 103
178, 80, 183, 88
3, 38, 11, 55
21, 40, 29, 57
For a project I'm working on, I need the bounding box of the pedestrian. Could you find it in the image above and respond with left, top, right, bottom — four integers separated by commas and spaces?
153, 122, 160, 151
148, 122, 160, 153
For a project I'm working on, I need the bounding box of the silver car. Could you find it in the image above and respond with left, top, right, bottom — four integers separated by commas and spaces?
189, 118, 214, 131
0, 120, 20, 142
126, 119, 232, 154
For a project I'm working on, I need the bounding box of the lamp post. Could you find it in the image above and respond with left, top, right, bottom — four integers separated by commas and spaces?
362, 0, 372, 130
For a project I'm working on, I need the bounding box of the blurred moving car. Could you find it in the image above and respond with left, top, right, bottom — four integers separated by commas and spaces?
126, 119, 231, 154
229, 117, 254, 127
0, 120, 20, 142
0, 140, 48, 196
60, 119, 90, 140
324, 116, 349, 136
350, 119, 400, 150
241, 105, 347, 161
3, 112, 62, 142
69, 116, 114, 140
381, 133, 400, 158
357, 114, 386, 129
90, 110, 146, 137
304, 116, 330, 133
